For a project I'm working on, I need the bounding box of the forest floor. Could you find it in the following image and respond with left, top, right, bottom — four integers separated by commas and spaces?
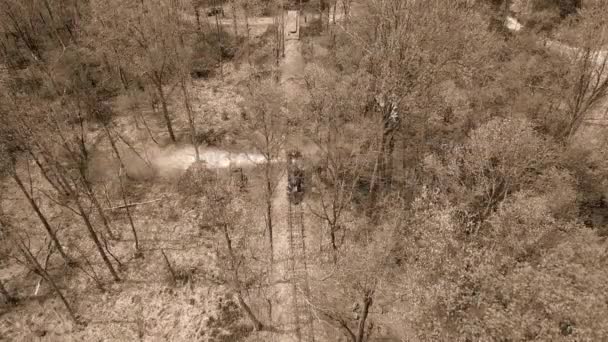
0, 7, 329, 342
6, 6, 608, 342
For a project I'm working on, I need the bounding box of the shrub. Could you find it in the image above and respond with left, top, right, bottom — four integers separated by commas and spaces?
191, 29, 243, 77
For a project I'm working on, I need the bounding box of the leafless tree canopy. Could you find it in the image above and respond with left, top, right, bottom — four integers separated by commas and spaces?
1, 0, 608, 341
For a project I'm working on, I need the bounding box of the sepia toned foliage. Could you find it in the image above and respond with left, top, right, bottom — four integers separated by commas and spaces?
1, 0, 608, 340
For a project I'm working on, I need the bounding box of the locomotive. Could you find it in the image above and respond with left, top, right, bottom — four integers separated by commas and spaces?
286, 150, 305, 205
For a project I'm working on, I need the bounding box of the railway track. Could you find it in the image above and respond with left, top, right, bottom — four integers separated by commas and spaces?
287, 199, 315, 342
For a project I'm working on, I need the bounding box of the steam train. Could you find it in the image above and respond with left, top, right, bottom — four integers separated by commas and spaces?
286, 150, 305, 205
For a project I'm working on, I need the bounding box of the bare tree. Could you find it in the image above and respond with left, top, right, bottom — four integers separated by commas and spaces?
13, 106, 122, 281
8, 159, 70, 263
175, 28, 201, 162
90, 0, 183, 142
64, 111, 119, 240
220, 221, 264, 331
178, 163, 265, 331
212, 0, 225, 79
0, 137, 71, 263
327, 288, 375, 342
100, 123, 141, 255
562, 46, 608, 139
242, 79, 286, 255
0, 217, 78, 322
230, 0, 239, 36
182, 77, 201, 161
54, 165, 121, 281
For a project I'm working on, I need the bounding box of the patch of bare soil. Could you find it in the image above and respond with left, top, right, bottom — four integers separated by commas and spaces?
0, 167, 255, 341
2, 54, 255, 342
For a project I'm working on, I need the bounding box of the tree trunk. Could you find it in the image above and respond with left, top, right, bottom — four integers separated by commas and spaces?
343, 0, 351, 24
47, 109, 117, 240
298, 0, 303, 38
329, 223, 338, 263
244, 5, 251, 65
380, 132, 395, 189
213, 0, 224, 80
180, 76, 200, 161
281, 2, 285, 57
15, 236, 77, 322
83, 183, 117, 240
326, 0, 331, 30
74, 196, 121, 281
104, 126, 140, 253
231, 0, 239, 37
222, 224, 264, 331
265, 173, 274, 255
119, 164, 140, 253
118, 66, 129, 90
161, 249, 177, 283
156, 82, 176, 142
319, 0, 324, 22
236, 293, 264, 331
355, 292, 373, 342
195, 7, 202, 33
28, 149, 68, 197
319, 0, 328, 30
332, 1, 337, 24
111, 47, 129, 90
274, 13, 280, 64
12, 172, 70, 263
45, 150, 123, 276
368, 152, 380, 213
70, 139, 117, 240
139, 110, 160, 145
